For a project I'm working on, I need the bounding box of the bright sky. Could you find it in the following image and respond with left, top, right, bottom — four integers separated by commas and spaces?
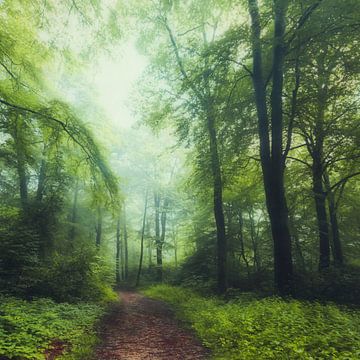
91, 41, 148, 129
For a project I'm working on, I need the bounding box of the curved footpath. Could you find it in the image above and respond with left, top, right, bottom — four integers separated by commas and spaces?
95, 291, 210, 360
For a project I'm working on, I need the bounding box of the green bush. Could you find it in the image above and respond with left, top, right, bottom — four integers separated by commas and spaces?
144, 285, 360, 359
29, 248, 117, 304
0, 296, 105, 360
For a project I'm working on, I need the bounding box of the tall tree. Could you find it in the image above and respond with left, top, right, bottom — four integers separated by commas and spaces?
247, 0, 293, 293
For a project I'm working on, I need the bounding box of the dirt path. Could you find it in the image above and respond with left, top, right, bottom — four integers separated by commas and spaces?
95, 291, 210, 360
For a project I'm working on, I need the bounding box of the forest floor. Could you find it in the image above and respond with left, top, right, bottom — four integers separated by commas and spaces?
95, 290, 210, 360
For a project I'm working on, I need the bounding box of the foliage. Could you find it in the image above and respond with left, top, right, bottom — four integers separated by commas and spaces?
0, 296, 105, 360
145, 285, 360, 359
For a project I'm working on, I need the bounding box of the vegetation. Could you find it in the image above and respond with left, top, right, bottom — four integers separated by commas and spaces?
145, 285, 360, 359
0, 0, 360, 358
0, 296, 105, 360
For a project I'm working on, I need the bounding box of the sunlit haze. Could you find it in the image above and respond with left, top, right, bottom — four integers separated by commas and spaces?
92, 42, 148, 129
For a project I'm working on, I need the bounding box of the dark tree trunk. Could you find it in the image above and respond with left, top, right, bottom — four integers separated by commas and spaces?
136, 190, 148, 287
123, 204, 129, 280
95, 207, 102, 248
174, 234, 178, 268
249, 208, 260, 271
312, 156, 330, 269
116, 218, 121, 284
13, 116, 28, 211
68, 181, 79, 242
154, 191, 162, 282
311, 73, 330, 270
289, 211, 306, 271
207, 113, 227, 294
238, 210, 250, 277
36, 158, 46, 202
324, 172, 343, 266
248, 0, 293, 294
146, 219, 152, 268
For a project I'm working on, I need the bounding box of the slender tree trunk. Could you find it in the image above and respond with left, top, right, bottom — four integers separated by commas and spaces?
248, 0, 293, 294
289, 211, 306, 271
136, 190, 148, 287
164, 18, 227, 293
13, 115, 28, 211
312, 155, 330, 269
154, 191, 162, 281
207, 112, 227, 293
123, 204, 129, 279
116, 218, 121, 284
249, 208, 260, 271
323, 173, 343, 266
69, 180, 79, 242
36, 158, 46, 202
238, 210, 250, 277
146, 219, 152, 268
95, 207, 102, 248
174, 235, 178, 268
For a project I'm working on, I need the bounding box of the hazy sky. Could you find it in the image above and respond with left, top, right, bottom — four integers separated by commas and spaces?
92, 41, 148, 129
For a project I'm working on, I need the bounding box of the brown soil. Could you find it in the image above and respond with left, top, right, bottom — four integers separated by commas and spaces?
95, 291, 210, 360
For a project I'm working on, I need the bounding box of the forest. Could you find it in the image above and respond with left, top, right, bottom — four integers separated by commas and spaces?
0, 0, 360, 359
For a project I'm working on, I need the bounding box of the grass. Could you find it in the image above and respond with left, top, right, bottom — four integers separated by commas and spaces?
0, 296, 107, 360
144, 284, 360, 359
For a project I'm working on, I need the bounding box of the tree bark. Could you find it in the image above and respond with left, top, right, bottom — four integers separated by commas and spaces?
123, 204, 129, 279
238, 210, 250, 277
146, 219, 152, 268
136, 190, 148, 287
249, 208, 260, 271
13, 115, 28, 211
68, 180, 79, 242
164, 19, 227, 293
324, 172, 343, 266
248, 0, 293, 294
312, 155, 330, 269
154, 191, 162, 281
289, 211, 306, 271
116, 217, 121, 284
95, 207, 102, 248
207, 112, 227, 293
36, 158, 46, 202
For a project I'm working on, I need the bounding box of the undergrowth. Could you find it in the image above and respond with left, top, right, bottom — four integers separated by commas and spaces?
144, 285, 360, 359
0, 296, 108, 360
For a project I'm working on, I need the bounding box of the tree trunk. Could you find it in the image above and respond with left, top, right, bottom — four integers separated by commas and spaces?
116, 218, 121, 284
68, 181, 79, 242
249, 208, 260, 271
36, 158, 46, 202
248, 0, 293, 294
146, 219, 152, 268
154, 191, 162, 281
136, 190, 148, 287
324, 172, 343, 266
312, 156, 330, 269
123, 204, 129, 279
311, 69, 330, 270
206, 112, 227, 294
289, 211, 306, 271
174, 235, 178, 268
95, 207, 102, 248
13, 115, 28, 211
238, 210, 250, 277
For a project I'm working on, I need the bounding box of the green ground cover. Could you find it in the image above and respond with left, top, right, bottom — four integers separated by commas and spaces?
144, 285, 360, 359
0, 296, 105, 360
